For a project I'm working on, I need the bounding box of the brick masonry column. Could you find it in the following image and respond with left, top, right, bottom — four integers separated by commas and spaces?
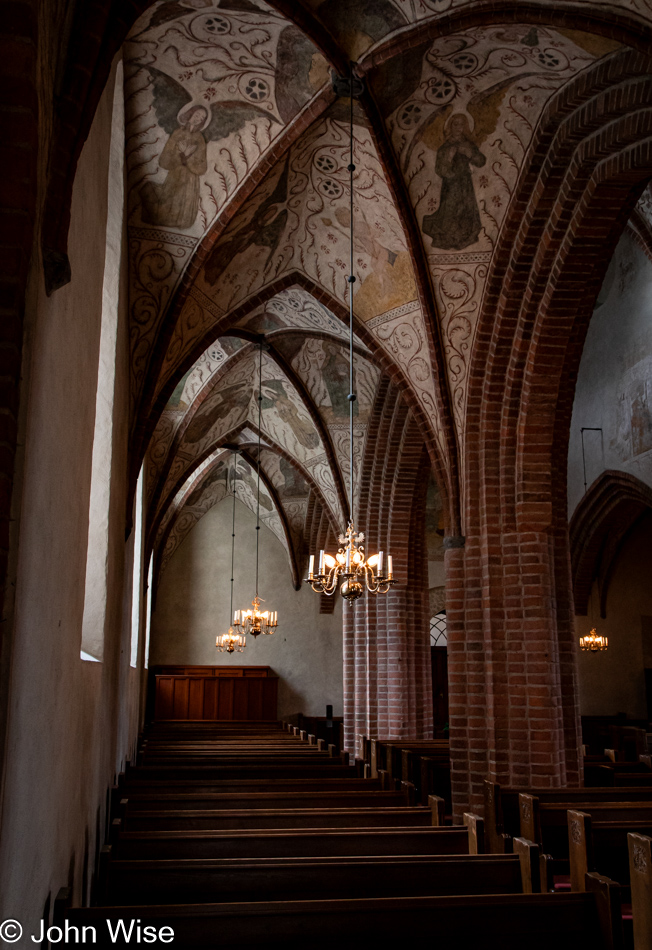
343, 381, 433, 753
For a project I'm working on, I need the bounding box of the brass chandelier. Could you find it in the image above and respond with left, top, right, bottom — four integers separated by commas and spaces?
234, 341, 278, 638
216, 451, 246, 653
579, 627, 608, 652
306, 71, 395, 607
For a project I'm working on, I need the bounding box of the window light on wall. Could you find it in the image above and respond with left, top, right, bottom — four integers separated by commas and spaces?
130, 466, 145, 668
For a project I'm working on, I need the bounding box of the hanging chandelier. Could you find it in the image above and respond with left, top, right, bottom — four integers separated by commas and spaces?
234, 341, 278, 638
216, 451, 246, 654
306, 70, 395, 608
579, 628, 608, 652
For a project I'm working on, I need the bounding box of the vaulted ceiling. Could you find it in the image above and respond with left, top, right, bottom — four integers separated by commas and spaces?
123, 0, 652, 582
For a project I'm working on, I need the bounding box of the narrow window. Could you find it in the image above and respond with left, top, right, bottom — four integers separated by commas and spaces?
144, 554, 154, 669
80, 59, 125, 662
130, 466, 145, 668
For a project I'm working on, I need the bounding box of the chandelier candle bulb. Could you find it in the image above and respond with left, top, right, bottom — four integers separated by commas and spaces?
378, 551, 384, 576
318, 550, 325, 575
308, 555, 314, 579
387, 556, 393, 579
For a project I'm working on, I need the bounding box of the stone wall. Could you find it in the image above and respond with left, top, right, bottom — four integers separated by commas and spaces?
568, 231, 652, 517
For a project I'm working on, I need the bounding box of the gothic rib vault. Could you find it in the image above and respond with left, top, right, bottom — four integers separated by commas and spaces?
125, 1, 652, 609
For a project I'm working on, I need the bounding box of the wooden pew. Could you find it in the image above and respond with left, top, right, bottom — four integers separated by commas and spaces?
485, 780, 652, 853
419, 755, 452, 809
120, 777, 379, 796
55, 891, 621, 949
568, 809, 652, 892
124, 763, 356, 782
122, 805, 436, 833
628, 833, 652, 950
585, 762, 652, 788
520, 794, 652, 857
112, 826, 471, 861
100, 853, 527, 906
367, 739, 448, 782
121, 789, 409, 814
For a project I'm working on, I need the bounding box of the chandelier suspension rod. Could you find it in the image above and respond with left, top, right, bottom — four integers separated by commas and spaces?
255, 340, 263, 598
347, 65, 356, 523
229, 450, 237, 623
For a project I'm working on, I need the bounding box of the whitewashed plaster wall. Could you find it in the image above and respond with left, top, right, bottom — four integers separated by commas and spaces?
568, 231, 652, 517
577, 513, 652, 719
569, 231, 652, 718
150, 498, 343, 719
0, 59, 142, 934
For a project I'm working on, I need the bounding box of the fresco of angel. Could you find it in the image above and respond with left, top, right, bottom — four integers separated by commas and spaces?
417, 78, 517, 251
422, 113, 486, 251
139, 66, 280, 230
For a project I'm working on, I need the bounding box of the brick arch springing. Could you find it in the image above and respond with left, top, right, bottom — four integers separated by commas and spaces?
570, 471, 652, 618
342, 376, 433, 753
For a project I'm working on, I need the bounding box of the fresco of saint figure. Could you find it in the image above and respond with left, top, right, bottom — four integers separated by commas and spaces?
141, 105, 208, 229
422, 113, 486, 251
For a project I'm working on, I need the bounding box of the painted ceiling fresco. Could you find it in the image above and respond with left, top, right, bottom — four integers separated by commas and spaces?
305, 0, 652, 60
372, 24, 620, 430
128, 0, 647, 580
147, 102, 445, 457
158, 452, 288, 575
124, 0, 331, 408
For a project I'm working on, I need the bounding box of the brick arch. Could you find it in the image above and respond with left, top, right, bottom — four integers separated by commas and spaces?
467, 49, 652, 529
569, 470, 652, 618
342, 375, 433, 752
445, 50, 652, 815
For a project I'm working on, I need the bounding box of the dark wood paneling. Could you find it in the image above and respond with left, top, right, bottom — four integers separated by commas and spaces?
153, 668, 278, 721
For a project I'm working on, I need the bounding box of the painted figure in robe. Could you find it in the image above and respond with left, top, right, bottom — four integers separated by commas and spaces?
422, 113, 486, 251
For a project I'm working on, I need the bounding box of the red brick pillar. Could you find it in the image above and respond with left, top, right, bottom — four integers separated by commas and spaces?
446, 525, 581, 819
342, 382, 433, 753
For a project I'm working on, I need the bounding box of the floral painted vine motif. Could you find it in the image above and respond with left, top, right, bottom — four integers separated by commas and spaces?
376, 24, 621, 438
303, 0, 652, 60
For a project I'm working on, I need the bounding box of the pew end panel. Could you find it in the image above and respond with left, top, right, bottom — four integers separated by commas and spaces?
585, 872, 625, 950
483, 781, 513, 853
463, 813, 485, 855
540, 853, 555, 894
513, 837, 541, 894
568, 810, 594, 893
628, 832, 652, 950
429, 795, 445, 826
519, 793, 541, 845
400, 781, 416, 806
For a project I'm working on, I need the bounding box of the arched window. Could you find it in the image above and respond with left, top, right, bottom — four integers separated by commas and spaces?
430, 611, 447, 648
